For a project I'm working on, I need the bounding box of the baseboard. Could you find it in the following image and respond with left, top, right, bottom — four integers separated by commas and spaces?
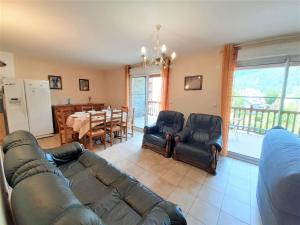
228, 151, 259, 165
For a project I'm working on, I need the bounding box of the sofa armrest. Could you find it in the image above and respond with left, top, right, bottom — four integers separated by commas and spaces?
44, 142, 84, 165
144, 125, 159, 134
175, 128, 190, 143
207, 136, 222, 152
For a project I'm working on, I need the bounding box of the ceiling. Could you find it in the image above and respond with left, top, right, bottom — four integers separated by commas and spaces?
1, 1, 299, 68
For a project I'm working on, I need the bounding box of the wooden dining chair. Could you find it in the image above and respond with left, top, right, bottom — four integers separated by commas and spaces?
106, 109, 123, 146
121, 106, 129, 141
55, 110, 76, 145
85, 112, 106, 150
128, 108, 135, 137
82, 106, 94, 112
120, 107, 135, 140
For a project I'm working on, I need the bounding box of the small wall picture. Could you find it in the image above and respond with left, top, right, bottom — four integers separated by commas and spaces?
79, 79, 89, 91
184, 75, 203, 90
48, 75, 62, 90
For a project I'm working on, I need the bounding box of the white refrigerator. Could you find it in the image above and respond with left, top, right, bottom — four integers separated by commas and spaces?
3, 78, 53, 138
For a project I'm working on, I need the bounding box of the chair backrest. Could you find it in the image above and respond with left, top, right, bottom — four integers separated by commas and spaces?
55, 110, 68, 131
186, 113, 222, 143
121, 106, 129, 126
110, 110, 123, 127
89, 112, 106, 132
156, 110, 184, 134
82, 106, 93, 112
129, 108, 134, 125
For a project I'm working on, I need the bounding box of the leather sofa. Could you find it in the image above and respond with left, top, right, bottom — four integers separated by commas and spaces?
257, 127, 300, 225
2, 130, 186, 225
173, 113, 222, 175
142, 111, 184, 157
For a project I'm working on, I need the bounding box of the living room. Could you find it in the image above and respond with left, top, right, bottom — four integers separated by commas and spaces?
0, 1, 300, 225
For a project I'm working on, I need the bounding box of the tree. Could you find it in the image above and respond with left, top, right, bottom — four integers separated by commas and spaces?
265, 90, 279, 106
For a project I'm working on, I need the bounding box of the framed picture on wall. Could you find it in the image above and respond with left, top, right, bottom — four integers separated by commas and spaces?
48, 75, 62, 90
79, 79, 89, 91
184, 75, 203, 90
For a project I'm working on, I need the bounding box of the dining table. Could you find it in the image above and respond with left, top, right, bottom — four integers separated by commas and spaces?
66, 110, 122, 139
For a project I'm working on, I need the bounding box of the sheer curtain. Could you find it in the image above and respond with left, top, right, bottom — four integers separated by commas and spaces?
221, 44, 238, 155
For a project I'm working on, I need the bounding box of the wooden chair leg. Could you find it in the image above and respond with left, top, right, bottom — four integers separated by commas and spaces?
103, 134, 106, 149
120, 129, 122, 143
89, 136, 93, 150
125, 127, 128, 141
110, 131, 113, 146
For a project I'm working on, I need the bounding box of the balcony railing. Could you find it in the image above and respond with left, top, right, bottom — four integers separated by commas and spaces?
231, 106, 300, 136
148, 100, 160, 116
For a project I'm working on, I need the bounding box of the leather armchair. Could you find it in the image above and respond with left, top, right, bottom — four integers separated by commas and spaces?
173, 113, 222, 175
142, 111, 184, 157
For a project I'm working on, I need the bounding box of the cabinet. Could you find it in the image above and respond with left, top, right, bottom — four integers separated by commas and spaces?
52, 103, 105, 133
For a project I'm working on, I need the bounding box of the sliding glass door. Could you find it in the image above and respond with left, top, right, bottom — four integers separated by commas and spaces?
130, 74, 162, 129
229, 59, 300, 162
131, 77, 146, 129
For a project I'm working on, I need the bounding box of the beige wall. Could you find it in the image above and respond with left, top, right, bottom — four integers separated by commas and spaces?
13, 54, 106, 105
102, 67, 126, 108
101, 49, 223, 119
169, 48, 223, 118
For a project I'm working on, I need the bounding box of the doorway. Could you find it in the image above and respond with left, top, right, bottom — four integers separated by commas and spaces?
130, 75, 162, 129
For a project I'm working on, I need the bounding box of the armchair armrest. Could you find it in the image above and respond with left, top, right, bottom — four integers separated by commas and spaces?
207, 136, 222, 152
43, 142, 84, 165
175, 128, 190, 143
144, 124, 159, 134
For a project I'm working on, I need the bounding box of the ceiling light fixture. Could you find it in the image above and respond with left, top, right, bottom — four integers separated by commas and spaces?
140, 24, 176, 68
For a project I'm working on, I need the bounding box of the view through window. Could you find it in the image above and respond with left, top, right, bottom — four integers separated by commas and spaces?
229, 64, 300, 160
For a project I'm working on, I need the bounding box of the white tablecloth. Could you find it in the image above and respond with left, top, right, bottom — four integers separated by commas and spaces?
66, 110, 122, 139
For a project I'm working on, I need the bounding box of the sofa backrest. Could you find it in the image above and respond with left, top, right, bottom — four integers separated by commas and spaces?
186, 113, 222, 144
2, 130, 103, 225
156, 111, 184, 135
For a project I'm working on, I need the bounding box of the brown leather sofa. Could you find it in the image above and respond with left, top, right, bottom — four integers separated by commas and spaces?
173, 113, 222, 175
142, 111, 184, 157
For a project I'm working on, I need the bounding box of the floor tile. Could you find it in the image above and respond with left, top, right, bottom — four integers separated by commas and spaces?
217, 211, 248, 225
177, 176, 203, 196
198, 185, 224, 208
186, 214, 206, 225
225, 184, 250, 205
161, 169, 185, 186
189, 198, 220, 225
168, 187, 197, 212
150, 178, 177, 199
222, 196, 251, 224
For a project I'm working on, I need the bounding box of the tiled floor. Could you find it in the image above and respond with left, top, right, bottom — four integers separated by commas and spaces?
38, 131, 262, 225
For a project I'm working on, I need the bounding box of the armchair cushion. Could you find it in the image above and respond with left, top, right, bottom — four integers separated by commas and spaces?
190, 130, 210, 144
143, 134, 167, 148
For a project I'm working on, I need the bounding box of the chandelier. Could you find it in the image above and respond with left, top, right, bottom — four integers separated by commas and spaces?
140, 24, 176, 68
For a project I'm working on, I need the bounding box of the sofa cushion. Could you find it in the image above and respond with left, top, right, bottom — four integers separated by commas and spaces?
143, 133, 167, 147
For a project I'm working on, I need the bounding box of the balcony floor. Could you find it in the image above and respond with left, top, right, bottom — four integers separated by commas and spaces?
229, 130, 263, 159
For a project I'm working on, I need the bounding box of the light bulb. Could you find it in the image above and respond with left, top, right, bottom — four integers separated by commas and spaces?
171, 51, 176, 60
161, 44, 167, 53
141, 46, 146, 56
